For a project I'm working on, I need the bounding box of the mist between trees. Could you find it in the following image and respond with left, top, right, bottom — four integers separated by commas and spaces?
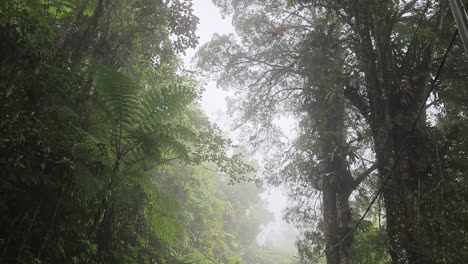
1, 0, 468, 264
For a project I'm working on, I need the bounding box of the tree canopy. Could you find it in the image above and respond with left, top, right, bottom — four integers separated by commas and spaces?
196, 0, 468, 264
2, 0, 468, 264
0, 1, 297, 263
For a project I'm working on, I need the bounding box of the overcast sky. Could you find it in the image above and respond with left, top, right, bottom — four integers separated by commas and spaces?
183, 1, 231, 122
182, 0, 298, 251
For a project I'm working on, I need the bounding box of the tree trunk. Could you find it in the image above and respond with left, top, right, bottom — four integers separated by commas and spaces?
337, 192, 352, 264
316, 80, 354, 264
96, 159, 120, 263
33, 0, 89, 76
69, 0, 105, 67
323, 175, 339, 264
351, 4, 437, 261
54, 0, 90, 50
97, 201, 114, 263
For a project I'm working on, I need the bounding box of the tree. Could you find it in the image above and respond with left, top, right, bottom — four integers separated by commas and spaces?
196, 1, 377, 264
197, 0, 468, 264
0, 1, 257, 263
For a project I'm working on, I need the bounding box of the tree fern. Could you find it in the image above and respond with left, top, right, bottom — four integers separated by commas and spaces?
93, 64, 197, 168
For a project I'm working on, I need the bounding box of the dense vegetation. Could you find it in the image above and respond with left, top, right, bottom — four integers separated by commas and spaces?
0, 0, 297, 263
2, 0, 468, 264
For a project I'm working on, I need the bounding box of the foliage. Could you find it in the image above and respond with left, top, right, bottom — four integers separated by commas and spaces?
0, 0, 286, 263
197, 0, 468, 264
6, 0, 468, 264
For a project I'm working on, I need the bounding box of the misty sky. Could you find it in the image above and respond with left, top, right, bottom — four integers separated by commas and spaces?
182, 0, 298, 251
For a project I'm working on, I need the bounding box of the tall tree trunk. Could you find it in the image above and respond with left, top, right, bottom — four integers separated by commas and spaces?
315, 80, 354, 264
34, 0, 90, 74
54, 0, 90, 50
69, 0, 105, 67
337, 193, 352, 264
350, 2, 438, 261
323, 175, 339, 264
303, 24, 355, 263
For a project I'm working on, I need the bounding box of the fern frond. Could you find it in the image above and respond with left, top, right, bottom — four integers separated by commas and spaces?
95, 65, 140, 129
92, 64, 198, 171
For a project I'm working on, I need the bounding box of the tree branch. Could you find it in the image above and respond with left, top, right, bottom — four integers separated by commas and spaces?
352, 163, 378, 190
395, 0, 418, 21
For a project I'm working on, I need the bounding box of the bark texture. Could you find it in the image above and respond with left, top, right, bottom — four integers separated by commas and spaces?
343, 1, 449, 263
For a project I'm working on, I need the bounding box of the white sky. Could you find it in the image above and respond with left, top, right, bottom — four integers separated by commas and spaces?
182, 0, 298, 251
183, 1, 232, 123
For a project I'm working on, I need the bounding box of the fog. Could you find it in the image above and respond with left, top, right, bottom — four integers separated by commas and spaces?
183, 0, 299, 252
